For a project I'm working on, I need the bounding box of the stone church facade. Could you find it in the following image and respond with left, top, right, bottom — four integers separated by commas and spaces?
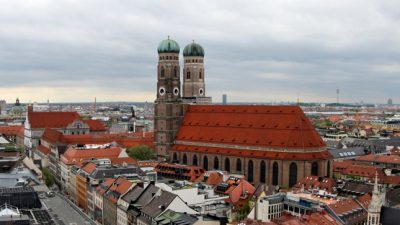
154, 38, 332, 187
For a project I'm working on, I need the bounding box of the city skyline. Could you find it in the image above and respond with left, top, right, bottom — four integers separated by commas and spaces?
0, 0, 399, 104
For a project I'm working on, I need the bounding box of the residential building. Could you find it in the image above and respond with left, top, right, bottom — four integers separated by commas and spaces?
103, 177, 133, 225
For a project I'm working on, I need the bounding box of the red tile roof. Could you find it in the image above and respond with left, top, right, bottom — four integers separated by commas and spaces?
105, 177, 133, 203
356, 154, 400, 165
81, 162, 98, 174
41, 128, 66, 144
37, 145, 51, 155
329, 198, 363, 215
111, 157, 137, 165
342, 164, 383, 178
356, 194, 371, 209
176, 105, 326, 150
96, 178, 114, 195
60, 146, 122, 165
205, 172, 224, 185
84, 120, 107, 132
28, 111, 81, 129
0, 125, 23, 136
305, 212, 341, 225
294, 176, 336, 193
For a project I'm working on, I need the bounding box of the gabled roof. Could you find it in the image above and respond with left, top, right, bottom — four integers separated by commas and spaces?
0, 126, 23, 136
96, 178, 114, 195
135, 184, 160, 206
141, 190, 177, 218
81, 162, 97, 174
37, 145, 50, 156
122, 185, 144, 203
28, 111, 81, 129
176, 105, 325, 150
84, 120, 107, 132
107, 177, 132, 195
41, 128, 66, 144
60, 146, 122, 165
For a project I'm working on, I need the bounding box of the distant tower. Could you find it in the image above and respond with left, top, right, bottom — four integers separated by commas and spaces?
222, 94, 227, 105
15, 98, 20, 106
336, 88, 340, 104
388, 98, 393, 106
154, 37, 183, 161
367, 172, 383, 225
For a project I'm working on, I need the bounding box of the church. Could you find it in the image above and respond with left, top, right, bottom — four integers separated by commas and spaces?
154, 37, 332, 187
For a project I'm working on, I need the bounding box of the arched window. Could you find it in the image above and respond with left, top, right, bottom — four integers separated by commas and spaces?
186, 71, 191, 79
199, 71, 202, 79
224, 158, 230, 172
289, 162, 298, 187
203, 156, 208, 170
174, 67, 178, 78
311, 162, 318, 176
236, 159, 242, 172
272, 162, 279, 185
173, 153, 178, 162
214, 157, 219, 170
248, 160, 254, 183
183, 154, 188, 164
260, 160, 266, 183
160, 67, 165, 78
193, 155, 198, 166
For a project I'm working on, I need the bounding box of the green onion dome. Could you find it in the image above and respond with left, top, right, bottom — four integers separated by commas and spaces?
157, 37, 180, 53
183, 42, 205, 57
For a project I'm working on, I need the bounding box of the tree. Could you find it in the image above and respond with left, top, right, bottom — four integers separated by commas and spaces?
42, 167, 55, 187
127, 145, 155, 160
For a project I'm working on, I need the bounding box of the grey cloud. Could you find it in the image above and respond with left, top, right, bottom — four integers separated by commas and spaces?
0, 0, 399, 103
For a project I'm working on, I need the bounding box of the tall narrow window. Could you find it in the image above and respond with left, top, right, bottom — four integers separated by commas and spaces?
289, 162, 298, 187
224, 158, 230, 172
260, 160, 266, 183
248, 160, 254, 183
193, 155, 198, 166
173, 153, 178, 163
214, 157, 219, 170
186, 71, 191, 79
203, 156, 208, 170
311, 162, 318, 176
199, 71, 202, 79
272, 162, 279, 185
236, 159, 242, 172
183, 154, 188, 164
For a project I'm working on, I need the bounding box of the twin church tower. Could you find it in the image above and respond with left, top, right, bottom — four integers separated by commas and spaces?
154, 37, 211, 161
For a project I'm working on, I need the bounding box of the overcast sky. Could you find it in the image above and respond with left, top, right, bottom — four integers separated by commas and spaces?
0, 0, 399, 104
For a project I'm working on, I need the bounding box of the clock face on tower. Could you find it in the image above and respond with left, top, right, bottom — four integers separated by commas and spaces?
173, 87, 180, 96
159, 87, 166, 96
